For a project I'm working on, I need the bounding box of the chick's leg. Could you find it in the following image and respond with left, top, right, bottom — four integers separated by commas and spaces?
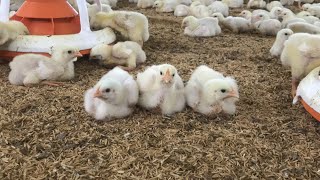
291, 78, 299, 97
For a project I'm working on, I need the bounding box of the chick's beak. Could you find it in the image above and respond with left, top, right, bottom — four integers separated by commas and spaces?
74, 51, 83, 57
226, 90, 239, 99
162, 70, 172, 84
93, 88, 102, 98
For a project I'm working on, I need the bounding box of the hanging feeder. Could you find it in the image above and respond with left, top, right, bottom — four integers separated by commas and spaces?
293, 66, 320, 122
0, 0, 115, 59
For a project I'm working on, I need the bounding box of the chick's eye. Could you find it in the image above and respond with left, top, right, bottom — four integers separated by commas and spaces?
67, 50, 72, 54
284, 33, 288, 35
221, 89, 226, 93
160, 71, 163, 75
105, 88, 110, 93
172, 73, 175, 77
259, 15, 263, 17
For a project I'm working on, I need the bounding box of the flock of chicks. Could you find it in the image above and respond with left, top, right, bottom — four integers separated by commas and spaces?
2, 0, 320, 120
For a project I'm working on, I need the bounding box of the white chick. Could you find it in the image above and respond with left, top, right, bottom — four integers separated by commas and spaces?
90, 41, 146, 70
182, 16, 221, 37
194, 0, 216, 6
0, 20, 29, 46
280, 33, 320, 95
153, 0, 179, 12
84, 67, 139, 120
301, 15, 319, 24
190, 1, 210, 18
174, 4, 190, 17
88, 3, 113, 25
280, 0, 294, 6
269, 7, 283, 19
9, 45, 82, 86
137, 64, 185, 115
247, 0, 266, 9
307, 6, 320, 18
185, 65, 239, 115
92, 11, 149, 46
239, 10, 252, 20
288, 22, 320, 34
270, 28, 293, 57
280, 10, 306, 28
222, 0, 243, 8
137, 0, 155, 8
208, 1, 229, 17
251, 9, 270, 23
212, 12, 252, 33
296, 11, 311, 18
266, 1, 283, 11
302, 3, 320, 11
252, 13, 282, 36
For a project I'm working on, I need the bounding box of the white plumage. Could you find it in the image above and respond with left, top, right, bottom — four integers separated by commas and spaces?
270, 28, 293, 57
222, 0, 243, 8
252, 13, 281, 36
137, 0, 155, 8
0, 20, 29, 46
208, 1, 229, 17
84, 67, 139, 120
174, 4, 190, 17
212, 12, 252, 33
137, 64, 185, 115
185, 65, 239, 115
247, 0, 266, 9
266, 1, 283, 11
9, 45, 82, 86
190, 1, 210, 18
182, 16, 221, 37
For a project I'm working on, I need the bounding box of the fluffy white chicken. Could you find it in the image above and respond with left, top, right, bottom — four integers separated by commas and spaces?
222, 0, 243, 8
252, 13, 282, 36
190, 1, 210, 18
153, 0, 179, 12
88, 3, 113, 25
0, 20, 29, 46
208, 1, 229, 17
137, 64, 185, 115
302, 3, 320, 11
247, 0, 266, 9
280, 33, 320, 95
280, 10, 306, 28
269, 7, 283, 20
174, 4, 190, 17
266, 1, 283, 11
270, 28, 293, 57
251, 10, 270, 23
185, 65, 239, 115
182, 16, 221, 37
212, 12, 252, 33
194, 0, 216, 6
288, 22, 320, 34
92, 11, 149, 46
90, 41, 146, 70
280, 0, 294, 6
307, 6, 320, 18
9, 45, 82, 86
84, 67, 139, 120
137, 0, 155, 8
239, 10, 252, 20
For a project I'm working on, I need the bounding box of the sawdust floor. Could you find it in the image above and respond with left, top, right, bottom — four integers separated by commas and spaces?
0, 1, 319, 179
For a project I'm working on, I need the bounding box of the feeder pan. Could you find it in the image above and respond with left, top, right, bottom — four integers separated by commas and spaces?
0, 0, 115, 59
293, 66, 320, 122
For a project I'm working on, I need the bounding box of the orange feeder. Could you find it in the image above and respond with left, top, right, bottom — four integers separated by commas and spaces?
293, 66, 320, 122
0, 0, 115, 59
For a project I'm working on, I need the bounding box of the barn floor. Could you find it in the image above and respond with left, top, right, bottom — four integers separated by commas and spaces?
1, 1, 320, 179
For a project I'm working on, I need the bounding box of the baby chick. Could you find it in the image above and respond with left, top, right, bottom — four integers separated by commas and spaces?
212, 12, 252, 33
182, 16, 221, 37
280, 33, 320, 96
137, 64, 185, 115
153, 0, 179, 13
190, 1, 210, 18
137, 0, 155, 8
174, 4, 190, 17
0, 20, 29, 46
92, 11, 149, 46
90, 41, 146, 70
84, 67, 139, 120
288, 22, 320, 34
185, 65, 239, 115
9, 45, 82, 86
270, 28, 293, 57
280, 10, 306, 28
247, 0, 266, 9
266, 1, 283, 11
208, 1, 229, 17
252, 13, 281, 36
88, 3, 113, 24
221, 0, 243, 8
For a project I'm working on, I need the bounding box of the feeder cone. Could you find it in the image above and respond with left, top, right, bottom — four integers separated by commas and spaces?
10, 0, 81, 35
